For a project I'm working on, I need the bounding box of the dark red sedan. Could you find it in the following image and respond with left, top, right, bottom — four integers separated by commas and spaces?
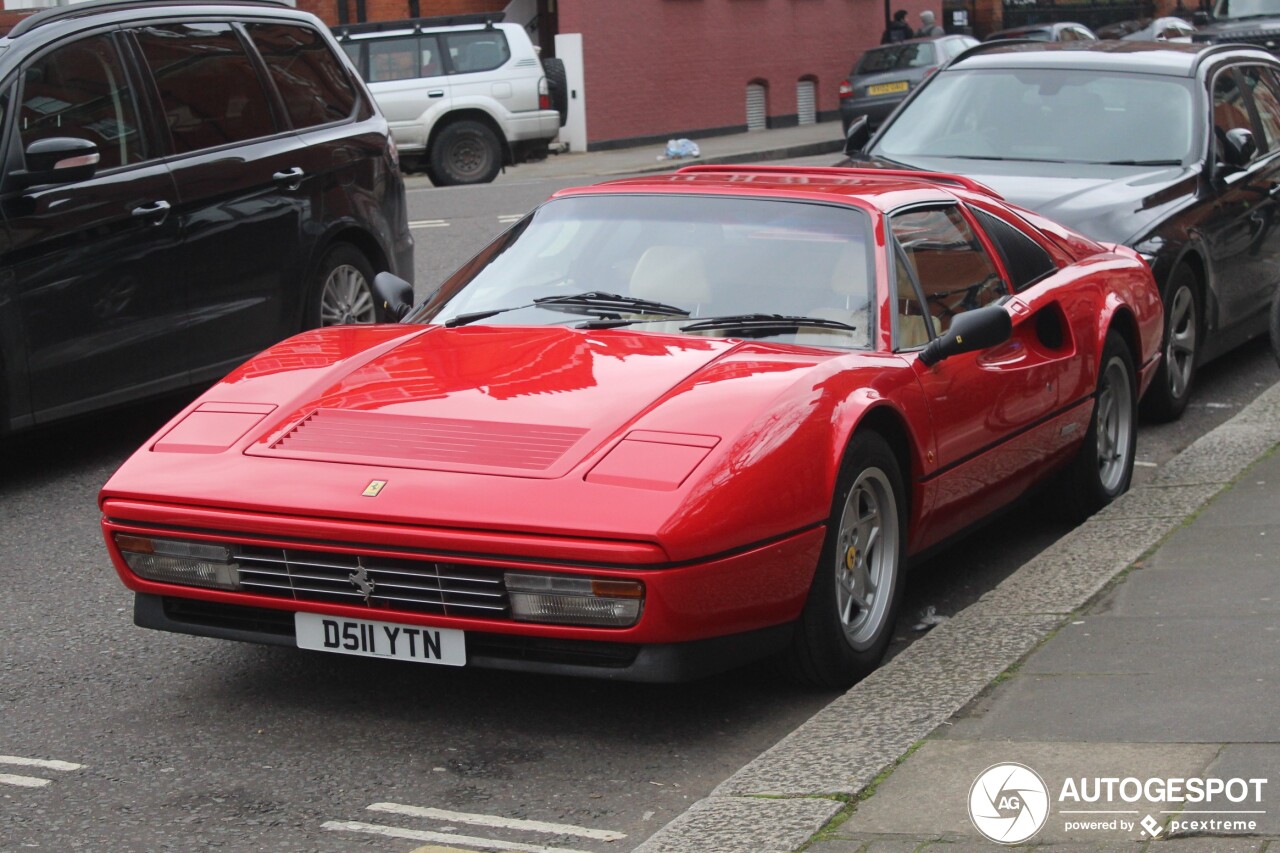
100, 166, 1163, 687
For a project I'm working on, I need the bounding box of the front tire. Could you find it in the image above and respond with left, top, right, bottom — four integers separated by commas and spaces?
306, 244, 377, 329
1063, 331, 1137, 519
1142, 264, 1199, 422
786, 431, 907, 689
430, 120, 503, 186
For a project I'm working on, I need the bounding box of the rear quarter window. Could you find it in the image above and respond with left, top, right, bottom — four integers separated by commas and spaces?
246, 23, 356, 128
971, 207, 1058, 290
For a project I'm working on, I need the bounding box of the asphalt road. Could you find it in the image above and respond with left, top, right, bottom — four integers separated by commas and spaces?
2, 159, 1276, 853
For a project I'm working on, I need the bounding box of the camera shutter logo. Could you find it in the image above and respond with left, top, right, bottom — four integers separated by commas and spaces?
969, 763, 1051, 844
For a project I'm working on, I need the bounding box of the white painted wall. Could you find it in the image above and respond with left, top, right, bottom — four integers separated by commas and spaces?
555, 32, 586, 153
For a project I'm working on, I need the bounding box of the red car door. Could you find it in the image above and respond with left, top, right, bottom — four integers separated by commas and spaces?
888, 203, 1083, 548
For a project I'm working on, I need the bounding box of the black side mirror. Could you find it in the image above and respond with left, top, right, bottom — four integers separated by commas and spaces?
373, 272, 415, 322
1222, 127, 1257, 170
917, 305, 1013, 367
1192, 10, 1211, 25
12, 137, 99, 188
843, 115, 871, 158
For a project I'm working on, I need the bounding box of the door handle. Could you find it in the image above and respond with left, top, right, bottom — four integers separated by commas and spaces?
273, 167, 304, 190
428, 90, 445, 98
131, 199, 171, 225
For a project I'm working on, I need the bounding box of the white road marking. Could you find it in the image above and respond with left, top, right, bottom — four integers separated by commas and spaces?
497, 215, 523, 223
0, 755, 84, 772
0, 773, 51, 788
410, 219, 450, 229
1134, 460, 1158, 468
367, 802, 625, 841
322, 820, 594, 853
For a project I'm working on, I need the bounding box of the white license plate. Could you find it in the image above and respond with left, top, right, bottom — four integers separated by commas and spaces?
295, 613, 465, 666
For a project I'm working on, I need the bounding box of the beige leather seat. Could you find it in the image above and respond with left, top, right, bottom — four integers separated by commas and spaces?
800, 239, 871, 349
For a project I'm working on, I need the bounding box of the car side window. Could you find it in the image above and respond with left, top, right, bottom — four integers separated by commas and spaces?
133, 22, 278, 154
889, 206, 1005, 342
894, 243, 932, 349
1241, 64, 1280, 152
969, 207, 1057, 291
19, 33, 146, 171
246, 23, 356, 129
444, 31, 510, 74
1213, 68, 1258, 163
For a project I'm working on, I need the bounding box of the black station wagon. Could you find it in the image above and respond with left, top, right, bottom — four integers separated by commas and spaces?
0, 0, 413, 434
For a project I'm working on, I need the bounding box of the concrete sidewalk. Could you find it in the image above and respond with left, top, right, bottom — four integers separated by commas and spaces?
636, 381, 1280, 853
495, 121, 846, 182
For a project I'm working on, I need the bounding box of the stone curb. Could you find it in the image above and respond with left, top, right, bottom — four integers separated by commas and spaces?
632, 379, 1280, 853
598, 138, 847, 177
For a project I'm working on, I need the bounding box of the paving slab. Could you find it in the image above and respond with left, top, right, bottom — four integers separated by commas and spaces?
1108, 563, 1280, 617
1171, 744, 1280, 837
838, 740, 1216, 844
943, 673, 1278, 743
1018, 616, 1280, 676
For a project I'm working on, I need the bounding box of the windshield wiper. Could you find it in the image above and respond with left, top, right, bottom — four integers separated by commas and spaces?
444, 291, 689, 327
678, 314, 858, 335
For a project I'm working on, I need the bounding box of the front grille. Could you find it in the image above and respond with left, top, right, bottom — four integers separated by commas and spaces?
234, 545, 510, 618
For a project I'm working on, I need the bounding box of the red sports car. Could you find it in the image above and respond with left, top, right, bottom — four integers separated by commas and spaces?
100, 166, 1163, 687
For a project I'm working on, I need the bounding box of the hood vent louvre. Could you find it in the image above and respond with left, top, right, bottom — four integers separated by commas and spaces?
264, 409, 588, 471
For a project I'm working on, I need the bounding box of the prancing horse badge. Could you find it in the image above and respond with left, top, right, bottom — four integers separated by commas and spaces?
362, 479, 387, 497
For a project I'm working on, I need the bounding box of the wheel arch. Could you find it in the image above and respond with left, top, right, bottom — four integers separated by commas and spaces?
847, 403, 920, 530
427, 108, 512, 166
300, 227, 389, 329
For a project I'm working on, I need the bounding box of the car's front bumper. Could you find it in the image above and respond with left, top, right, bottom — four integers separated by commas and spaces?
103, 501, 824, 682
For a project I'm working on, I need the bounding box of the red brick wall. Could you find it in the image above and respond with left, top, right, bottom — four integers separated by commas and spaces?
298, 0, 504, 27
559, 0, 936, 147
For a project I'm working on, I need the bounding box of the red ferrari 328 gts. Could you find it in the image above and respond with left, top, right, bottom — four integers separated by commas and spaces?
100, 166, 1163, 687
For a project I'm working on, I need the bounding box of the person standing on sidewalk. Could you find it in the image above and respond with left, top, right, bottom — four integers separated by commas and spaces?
881, 10, 914, 43
915, 10, 946, 37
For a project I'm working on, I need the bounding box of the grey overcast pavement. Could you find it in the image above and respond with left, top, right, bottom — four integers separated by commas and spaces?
416, 123, 1280, 852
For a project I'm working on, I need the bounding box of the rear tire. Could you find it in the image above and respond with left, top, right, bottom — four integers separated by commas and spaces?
543, 57, 569, 127
429, 120, 502, 186
786, 431, 907, 689
1063, 331, 1137, 520
306, 244, 377, 329
1142, 264, 1199, 422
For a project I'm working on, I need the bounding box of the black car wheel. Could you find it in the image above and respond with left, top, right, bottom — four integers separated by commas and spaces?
1142, 264, 1200, 422
786, 431, 907, 689
543, 57, 569, 127
307, 244, 377, 329
1063, 331, 1137, 519
430, 120, 503, 186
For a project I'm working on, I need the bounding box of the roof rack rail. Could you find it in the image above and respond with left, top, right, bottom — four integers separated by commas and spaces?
674, 164, 1004, 199
6, 0, 288, 39
1192, 41, 1272, 70
334, 11, 504, 39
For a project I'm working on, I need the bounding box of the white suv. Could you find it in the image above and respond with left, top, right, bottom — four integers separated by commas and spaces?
337, 14, 567, 185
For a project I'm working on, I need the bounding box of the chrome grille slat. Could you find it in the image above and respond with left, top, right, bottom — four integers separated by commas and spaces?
233, 545, 512, 618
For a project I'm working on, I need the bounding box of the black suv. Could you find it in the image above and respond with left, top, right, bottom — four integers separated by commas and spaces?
0, 0, 413, 434
844, 41, 1280, 420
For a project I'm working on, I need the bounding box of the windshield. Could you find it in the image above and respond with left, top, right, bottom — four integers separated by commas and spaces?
1214, 0, 1280, 18
856, 42, 937, 75
874, 68, 1197, 165
414, 194, 876, 348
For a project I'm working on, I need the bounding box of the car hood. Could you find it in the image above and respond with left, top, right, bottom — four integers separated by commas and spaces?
103, 324, 898, 554
856, 154, 1197, 245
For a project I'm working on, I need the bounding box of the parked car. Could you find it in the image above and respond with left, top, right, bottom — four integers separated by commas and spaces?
100, 165, 1162, 688
841, 40, 1280, 420
1192, 0, 1280, 54
839, 35, 978, 131
1097, 16, 1196, 42
0, 0, 413, 436
984, 22, 1098, 42
335, 14, 567, 185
